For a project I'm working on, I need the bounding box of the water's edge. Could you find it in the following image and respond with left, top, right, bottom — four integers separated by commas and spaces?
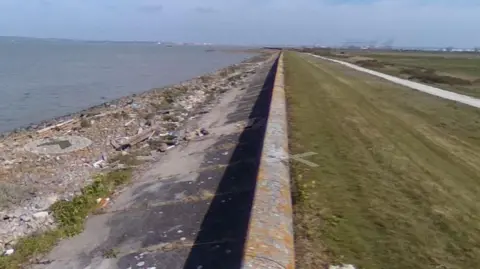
0, 53, 257, 137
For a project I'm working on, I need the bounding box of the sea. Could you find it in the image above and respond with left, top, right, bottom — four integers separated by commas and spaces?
0, 37, 254, 133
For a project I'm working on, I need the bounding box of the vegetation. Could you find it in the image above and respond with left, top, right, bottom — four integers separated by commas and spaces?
399, 67, 471, 86
0, 169, 132, 269
311, 49, 480, 98
80, 118, 92, 128
285, 52, 480, 269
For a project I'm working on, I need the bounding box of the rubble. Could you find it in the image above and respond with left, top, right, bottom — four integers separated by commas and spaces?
0, 52, 273, 250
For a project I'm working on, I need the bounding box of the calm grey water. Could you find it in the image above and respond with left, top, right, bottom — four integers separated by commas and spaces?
0, 38, 253, 133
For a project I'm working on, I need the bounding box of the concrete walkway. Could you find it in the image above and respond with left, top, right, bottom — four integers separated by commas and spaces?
310, 54, 480, 109
32, 58, 278, 269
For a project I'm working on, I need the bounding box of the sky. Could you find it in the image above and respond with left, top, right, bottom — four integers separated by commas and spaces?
0, 0, 480, 48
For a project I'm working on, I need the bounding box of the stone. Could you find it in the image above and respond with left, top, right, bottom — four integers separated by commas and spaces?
19, 214, 31, 222
184, 132, 195, 141
32, 211, 49, 221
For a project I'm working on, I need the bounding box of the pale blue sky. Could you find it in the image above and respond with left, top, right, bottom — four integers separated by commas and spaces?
0, 0, 479, 47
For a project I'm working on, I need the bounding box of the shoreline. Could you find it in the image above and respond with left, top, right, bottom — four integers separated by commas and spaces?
0, 51, 266, 138
0, 52, 275, 252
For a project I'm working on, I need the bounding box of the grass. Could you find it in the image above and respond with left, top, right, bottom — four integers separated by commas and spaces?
0, 169, 132, 269
320, 50, 480, 98
284, 52, 480, 269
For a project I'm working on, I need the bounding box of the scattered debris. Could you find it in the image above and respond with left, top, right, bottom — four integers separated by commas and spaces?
199, 128, 209, 136
93, 159, 106, 169
112, 126, 158, 150
32, 211, 49, 220
3, 249, 14, 256
329, 264, 357, 269
136, 156, 155, 162
96, 198, 110, 209
124, 119, 135, 127
36, 119, 79, 134
0, 53, 272, 252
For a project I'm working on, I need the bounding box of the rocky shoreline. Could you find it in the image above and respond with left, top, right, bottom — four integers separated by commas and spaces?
0, 51, 274, 252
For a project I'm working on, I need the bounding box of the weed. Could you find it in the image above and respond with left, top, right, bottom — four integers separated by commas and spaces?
355, 59, 386, 68
0, 169, 132, 269
400, 68, 471, 85
80, 119, 91, 128
102, 248, 119, 259
108, 153, 139, 166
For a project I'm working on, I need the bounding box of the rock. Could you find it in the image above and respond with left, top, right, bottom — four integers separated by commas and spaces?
32, 211, 49, 221
3, 160, 15, 166
33, 194, 59, 211
184, 132, 195, 141
157, 142, 169, 152
200, 128, 209, 136
19, 214, 31, 222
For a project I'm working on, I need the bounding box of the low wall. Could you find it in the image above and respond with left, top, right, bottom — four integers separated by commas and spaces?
241, 53, 295, 269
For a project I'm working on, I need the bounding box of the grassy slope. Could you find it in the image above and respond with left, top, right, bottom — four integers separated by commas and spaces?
285, 52, 480, 269
340, 52, 480, 98
365, 53, 480, 77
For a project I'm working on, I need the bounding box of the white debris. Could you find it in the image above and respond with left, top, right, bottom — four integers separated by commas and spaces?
137, 261, 145, 266
329, 264, 356, 269
93, 159, 106, 168
4, 249, 14, 256
124, 119, 135, 126
32, 211, 49, 220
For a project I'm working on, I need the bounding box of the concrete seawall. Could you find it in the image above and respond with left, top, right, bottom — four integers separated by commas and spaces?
241, 53, 295, 269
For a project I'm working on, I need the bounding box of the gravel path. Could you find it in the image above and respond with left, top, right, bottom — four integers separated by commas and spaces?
310, 54, 480, 109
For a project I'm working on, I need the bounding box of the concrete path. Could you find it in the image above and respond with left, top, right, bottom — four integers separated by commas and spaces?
31, 57, 277, 269
310, 54, 480, 109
